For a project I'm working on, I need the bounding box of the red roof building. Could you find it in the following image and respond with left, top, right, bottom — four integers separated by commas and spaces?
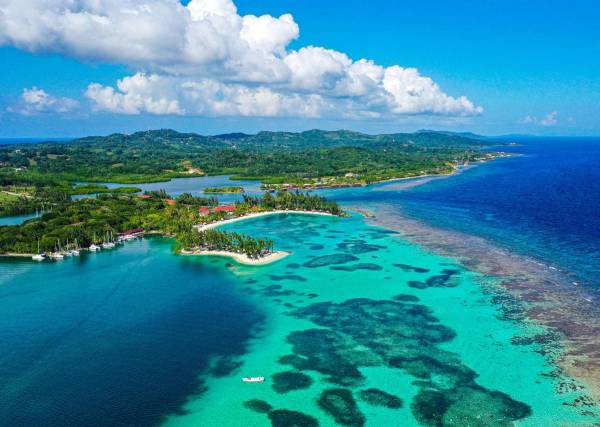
138, 194, 153, 199
198, 207, 211, 215
213, 205, 236, 213
164, 199, 176, 205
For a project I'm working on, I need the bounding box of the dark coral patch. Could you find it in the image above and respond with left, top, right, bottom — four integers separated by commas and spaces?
286, 263, 301, 269
261, 284, 297, 297
337, 240, 387, 254
270, 274, 308, 282
359, 388, 403, 409
392, 294, 420, 302
309, 244, 325, 250
318, 388, 365, 427
272, 371, 313, 393
409, 268, 461, 289
281, 329, 369, 386
330, 263, 383, 272
393, 263, 430, 273
303, 254, 359, 268
243, 399, 272, 414
268, 409, 319, 427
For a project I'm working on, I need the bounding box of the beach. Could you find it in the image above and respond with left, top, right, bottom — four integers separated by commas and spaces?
194, 210, 334, 231
180, 248, 290, 265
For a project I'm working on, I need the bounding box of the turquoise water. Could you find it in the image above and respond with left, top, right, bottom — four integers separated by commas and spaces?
0, 212, 40, 226
0, 213, 596, 425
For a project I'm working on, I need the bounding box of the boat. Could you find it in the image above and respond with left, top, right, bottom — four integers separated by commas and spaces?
71, 240, 80, 256
52, 241, 65, 260
102, 231, 116, 249
63, 238, 72, 256
242, 377, 265, 383
32, 240, 46, 261
89, 244, 100, 252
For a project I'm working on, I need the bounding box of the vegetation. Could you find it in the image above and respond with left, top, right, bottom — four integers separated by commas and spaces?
70, 184, 141, 195
0, 129, 497, 185
203, 186, 244, 194
0, 191, 343, 259
178, 229, 274, 259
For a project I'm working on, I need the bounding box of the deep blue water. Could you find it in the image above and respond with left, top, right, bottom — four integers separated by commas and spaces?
0, 238, 263, 426
329, 137, 600, 289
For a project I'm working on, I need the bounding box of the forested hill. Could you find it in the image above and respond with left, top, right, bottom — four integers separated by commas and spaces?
70, 128, 493, 151
0, 129, 499, 184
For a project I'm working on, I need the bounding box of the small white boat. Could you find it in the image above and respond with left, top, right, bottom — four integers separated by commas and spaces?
242, 377, 265, 383
102, 241, 115, 249
71, 249, 80, 256
51, 252, 64, 260
32, 240, 45, 261
89, 244, 100, 252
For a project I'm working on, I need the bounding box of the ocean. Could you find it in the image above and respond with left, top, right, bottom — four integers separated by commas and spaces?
0, 137, 599, 425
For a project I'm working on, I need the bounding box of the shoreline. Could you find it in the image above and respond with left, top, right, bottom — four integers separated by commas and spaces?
195, 210, 334, 231
365, 203, 600, 404
179, 249, 290, 265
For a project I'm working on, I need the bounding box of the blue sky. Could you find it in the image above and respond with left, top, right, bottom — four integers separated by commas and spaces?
0, 0, 598, 137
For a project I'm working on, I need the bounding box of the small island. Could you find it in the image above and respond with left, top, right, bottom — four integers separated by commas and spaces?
203, 186, 244, 194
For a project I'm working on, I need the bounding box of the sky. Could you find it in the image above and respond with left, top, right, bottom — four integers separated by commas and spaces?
0, 0, 598, 138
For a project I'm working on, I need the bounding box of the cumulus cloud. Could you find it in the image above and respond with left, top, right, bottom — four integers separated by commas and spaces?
0, 0, 483, 119
520, 111, 559, 127
7, 87, 79, 115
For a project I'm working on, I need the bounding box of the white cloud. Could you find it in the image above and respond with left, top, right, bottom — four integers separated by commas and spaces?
540, 111, 558, 126
0, 0, 483, 119
520, 111, 559, 127
8, 87, 79, 115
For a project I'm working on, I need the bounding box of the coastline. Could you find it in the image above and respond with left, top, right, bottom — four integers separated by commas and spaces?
195, 210, 334, 231
179, 248, 290, 265
366, 203, 600, 405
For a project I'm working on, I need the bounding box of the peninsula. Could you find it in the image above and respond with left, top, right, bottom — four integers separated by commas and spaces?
0, 190, 344, 265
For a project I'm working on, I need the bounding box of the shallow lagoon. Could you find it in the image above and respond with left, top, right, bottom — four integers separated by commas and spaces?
162, 213, 595, 426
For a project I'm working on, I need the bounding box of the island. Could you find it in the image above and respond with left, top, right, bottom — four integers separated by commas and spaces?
0, 191, 344, 265
203, 186, 244, 194
0, 129, 508, 220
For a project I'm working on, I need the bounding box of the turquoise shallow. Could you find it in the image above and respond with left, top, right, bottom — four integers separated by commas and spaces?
0, 212, 596, 426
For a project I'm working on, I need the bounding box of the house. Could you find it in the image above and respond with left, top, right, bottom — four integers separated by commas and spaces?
164, 199, 176, 206
138, 194, 153, 199
344, 172, 359, 179
213, 205, 236, 213
198, 207, 211, 215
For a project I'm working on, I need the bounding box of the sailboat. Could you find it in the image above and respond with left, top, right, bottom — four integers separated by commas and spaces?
89, 233, 101, 252
63, 238, 72, 256
71, 239, 80, 256
32, 239, 46, 261
51, 241, 64, 260
102, 231, 115, 249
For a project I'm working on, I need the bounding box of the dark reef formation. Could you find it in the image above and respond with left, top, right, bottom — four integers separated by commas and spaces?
272, 371, 313, 394
274, 297, 532, 426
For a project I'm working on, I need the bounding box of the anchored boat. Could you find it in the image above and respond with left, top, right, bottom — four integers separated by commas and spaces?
242, 377, 265, 383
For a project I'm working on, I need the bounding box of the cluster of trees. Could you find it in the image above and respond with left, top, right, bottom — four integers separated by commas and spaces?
178, 229, 274, 259
203, 186, 244, 193
239, 191, 343, 216
0, 194, 169, 253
